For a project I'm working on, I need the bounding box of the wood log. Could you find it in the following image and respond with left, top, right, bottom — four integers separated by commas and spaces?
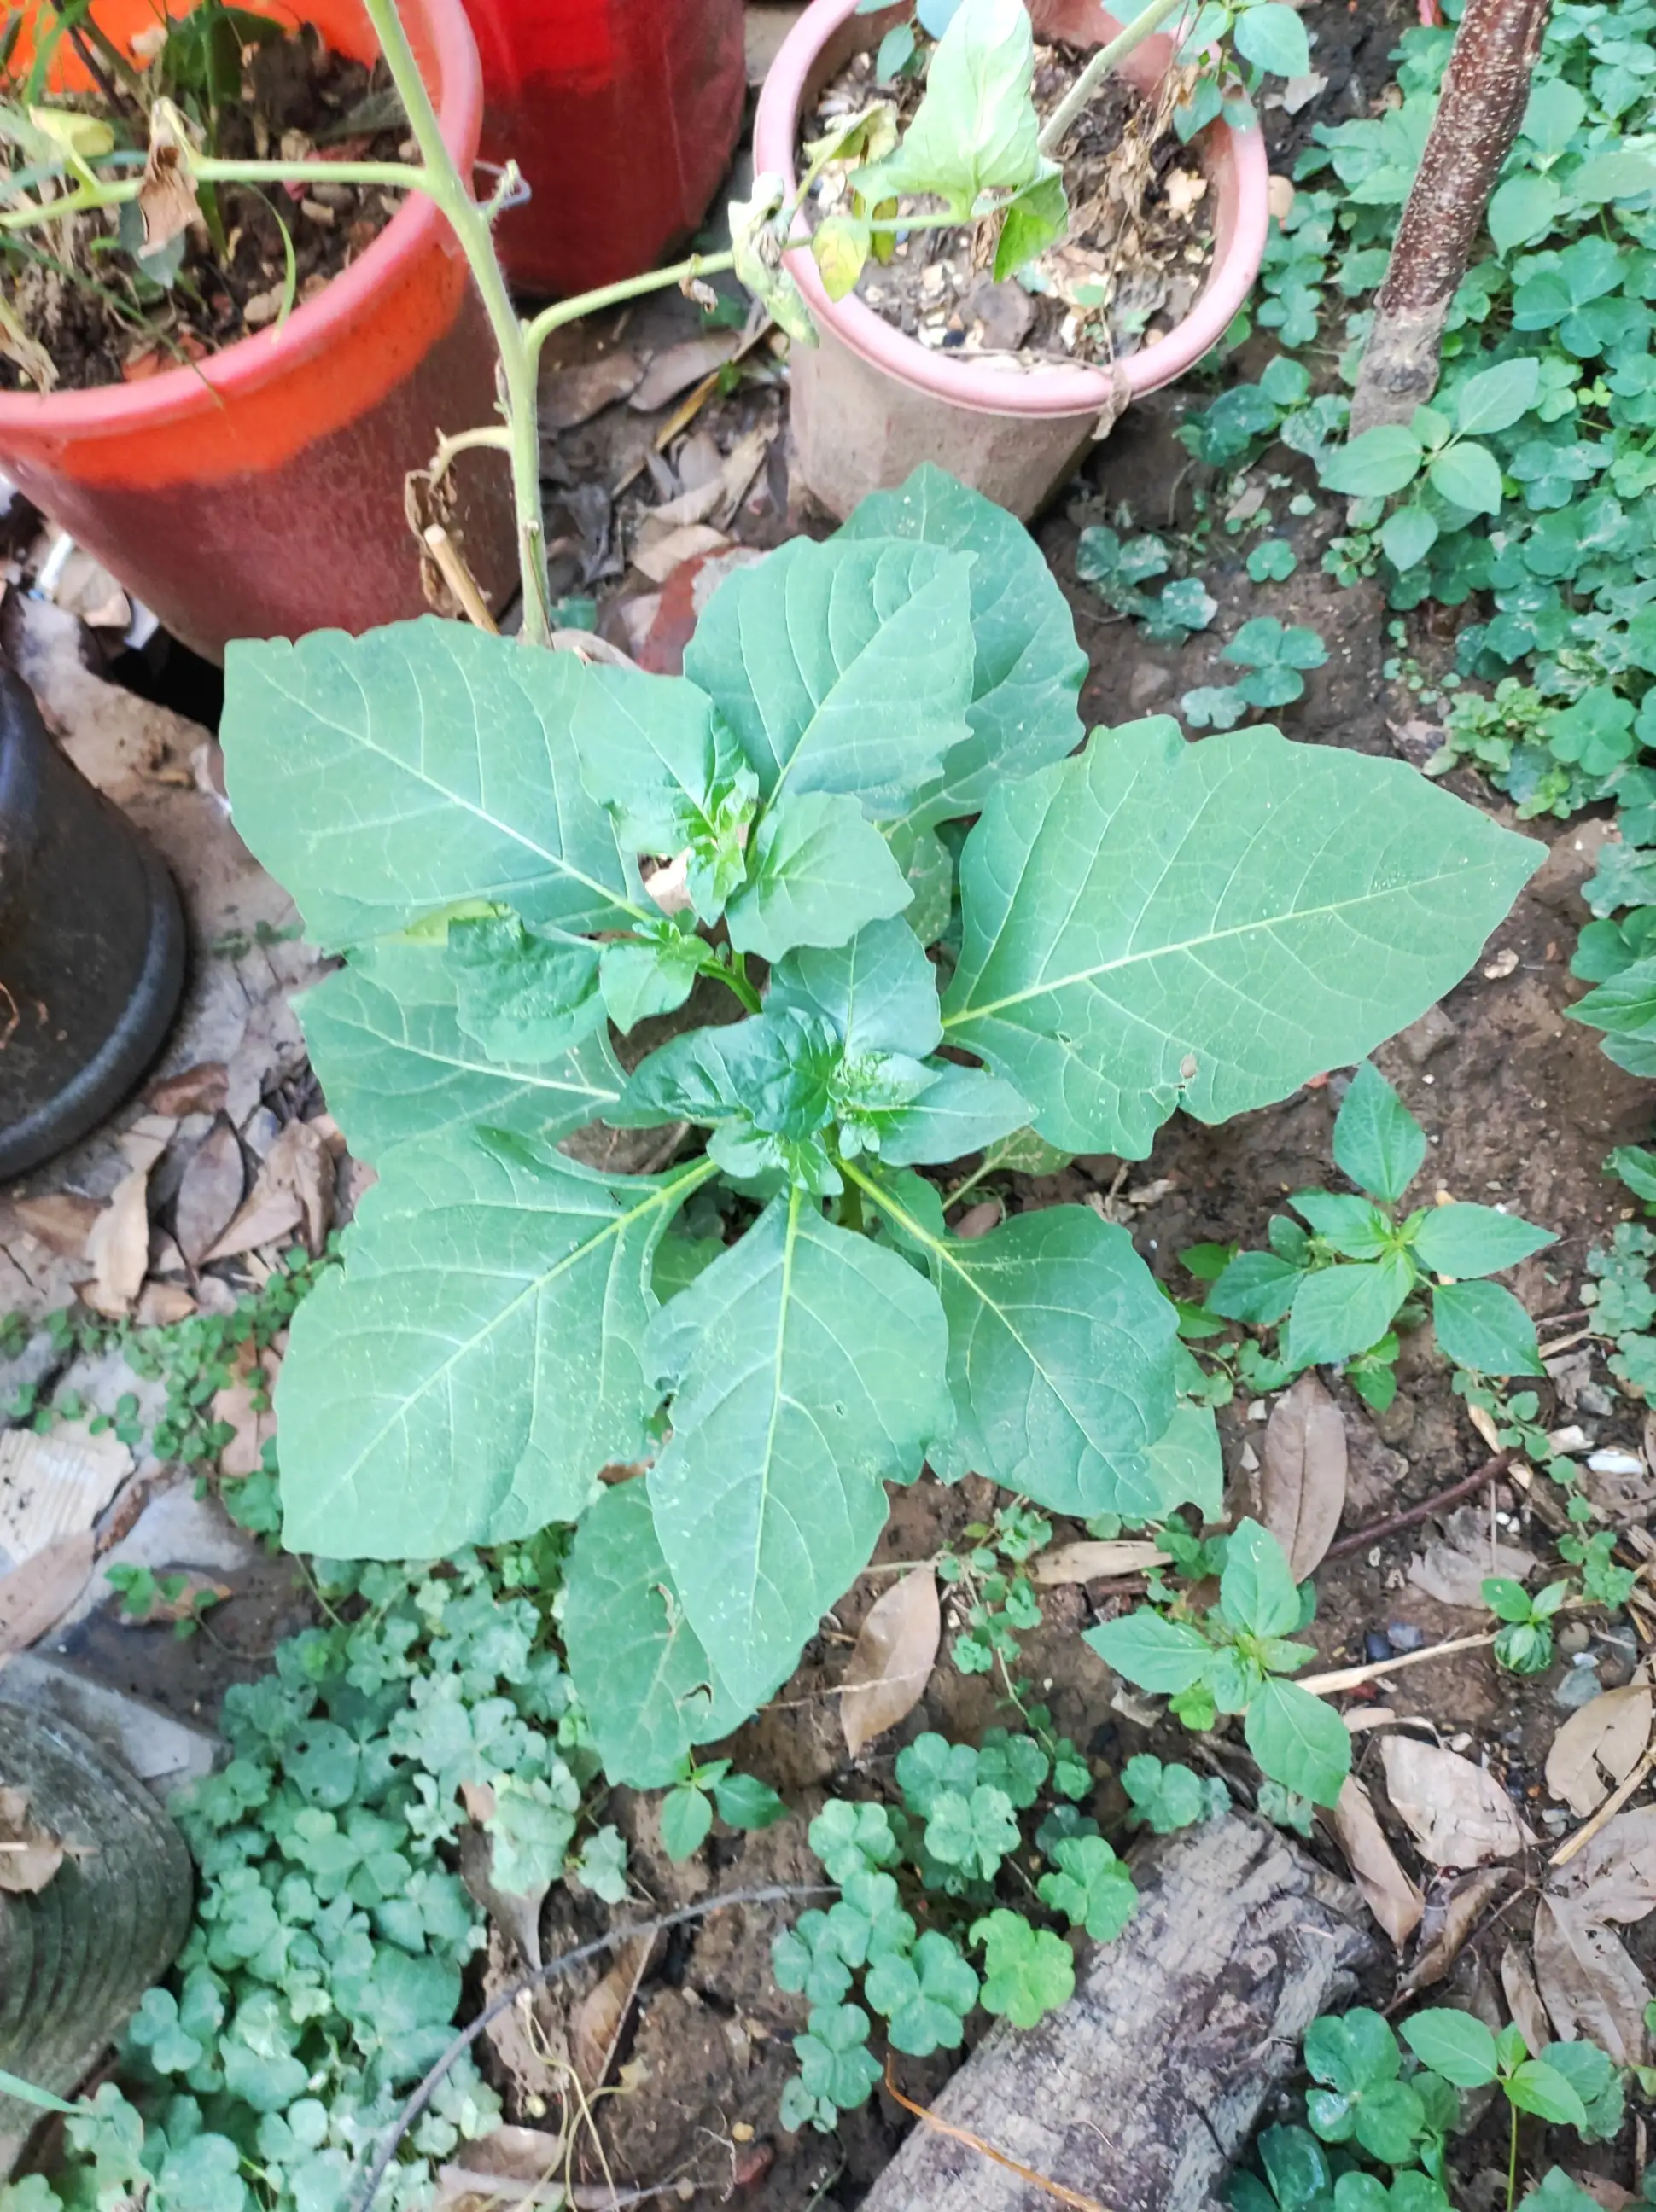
861, 1813, 1373, 2212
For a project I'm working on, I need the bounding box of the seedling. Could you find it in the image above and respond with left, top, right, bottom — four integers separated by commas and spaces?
1087, 1517, 1352, 1805
1076, 524, 1218, 643
1194, 1062, 1554, 1409
1182, 614, 1329, 731
1481, 1575, 1570, 1673
657, 1755, 787, 1861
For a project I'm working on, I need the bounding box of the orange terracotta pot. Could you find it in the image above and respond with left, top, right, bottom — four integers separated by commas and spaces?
0, 0, 516, 661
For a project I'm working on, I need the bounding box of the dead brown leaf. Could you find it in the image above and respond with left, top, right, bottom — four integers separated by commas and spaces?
1261, 1373, 1347, 1581
148, 1061, 230, 1117
1408, 1505, 1537, 1609
1500, 1941, 1551, 2057
1400, 1868, 1511, 1992
631, 522, 730, 585
840, 1567, 940, 1757
1546, 1676, 1653, 1817
434, 2126, 567, 2212
570, 1930, 654, 2095
212, 1338, 280, 1479
1532, 1893, 1649, 2062
84, 1165, 152, 1316
0, 1531, 94, 1656
538, 349, 643, 430
1330, 1775, 1423, 1947
207, 1119, 332, 1260
1029, 1539, 1169, 1585
0, 1784, 65, 1893
118, 1113, 178, 1173
173, 1116, 245, 1267
629, 334, 739, 413
1548, 1806, 1656, 1923
1381, 1736, 1532, 1867
135, 1281, 198, 1326
13, 1192, 100, 1259
139, 96, 201, 247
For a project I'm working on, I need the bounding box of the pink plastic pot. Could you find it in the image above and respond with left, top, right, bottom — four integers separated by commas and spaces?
753, 0, 1271, 519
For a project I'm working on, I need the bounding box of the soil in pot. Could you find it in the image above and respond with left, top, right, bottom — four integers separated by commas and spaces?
0, 20, 408, 393
802, 39, 1216, 372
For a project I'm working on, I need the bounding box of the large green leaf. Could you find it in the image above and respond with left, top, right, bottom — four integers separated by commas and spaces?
645, 1189, 953, 1708
942, 718, 1542, 1155
222, 620, 639, 952
839, 466, 1087, 825
277, 1133, 714, 1557
876, 1064, 1030, 1167
563, 1481, 756, 1787
682, 536, 976, 818
725, 790, 913, 959
298, 938, 622, 1158
855, 1170, 1181, 1517
849, 0, 1041, 217
767, 917, 943, 1055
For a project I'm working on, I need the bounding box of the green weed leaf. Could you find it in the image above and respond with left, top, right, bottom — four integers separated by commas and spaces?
970, 1909, 1075, 2028
850, 0, 1041, 216
1244, 1679, 1350, 1807
1430, 1279, 1544, 1375
1399, 2009, 1499, 2087
1084, 1609, 1212, 1692
1320, 427, 1424, 498
864, 1930, 978, 2055
1037, 1835, 1137, 1940
1285, 1252, 1414, 1369
1332, 1062, 1426, 1202
725, 789, 913, 959
1412, 1203, 1554, 1278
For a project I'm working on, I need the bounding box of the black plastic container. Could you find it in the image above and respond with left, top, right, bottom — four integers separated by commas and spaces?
0, 663, 184, 1179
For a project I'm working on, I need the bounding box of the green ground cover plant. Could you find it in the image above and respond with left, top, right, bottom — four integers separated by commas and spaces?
0, 1549, 618, 2212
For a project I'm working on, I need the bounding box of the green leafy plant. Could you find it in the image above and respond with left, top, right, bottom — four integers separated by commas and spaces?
1182, 615, 1329, 731
657, 1755, 786, 1862
104, 1563, 225, 1639
936, 1498, 1052, 1675
1482, 1573, 1570, 1673
1232, 2000, 1626, 2212
2, 1548, 625, 2212
1087, 1518, 1351, 1806
1194, 1061, 1554, 1408
773, 1724, 1130, 2129
1076, 525, 1218, 643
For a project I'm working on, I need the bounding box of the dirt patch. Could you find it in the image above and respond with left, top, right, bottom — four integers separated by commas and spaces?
802, 39, 1215, 370
1, 27, 406, 393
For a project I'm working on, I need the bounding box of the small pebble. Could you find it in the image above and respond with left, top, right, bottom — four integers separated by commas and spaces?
1385, 1622, 1426, 1652
1588, 1448, 1645, 1476
1557, 1620, 1590, 1656
1555, 1666, 1604, 1710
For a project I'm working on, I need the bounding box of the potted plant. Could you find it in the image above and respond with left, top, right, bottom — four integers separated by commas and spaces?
752, 0, 1277, 517
0, 0, 516, 662
463, 0, 749, 296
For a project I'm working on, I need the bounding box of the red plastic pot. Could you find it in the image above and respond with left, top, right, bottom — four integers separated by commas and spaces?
0, 0, 516, 663
753, 0, 1271, 519
461, 0, 745, 297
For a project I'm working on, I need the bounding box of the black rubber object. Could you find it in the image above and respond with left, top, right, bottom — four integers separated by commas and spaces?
0, 662, 185, 1179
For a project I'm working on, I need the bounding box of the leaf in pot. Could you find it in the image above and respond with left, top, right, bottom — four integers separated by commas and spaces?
1260, 1373, 1348, 1581
297, 937, 623, 1160
849, 0, 1042, 218
837, 464, 1087, 829
644, 1189, 953, 1710
275, 1132, 712, 1557
221, 622, 639, 952
840, 1566, 941, 1756
683, 535, 977, 818
941, 716, 1541, 1156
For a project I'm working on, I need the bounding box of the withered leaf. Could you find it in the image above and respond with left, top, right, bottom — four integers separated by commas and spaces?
1546, 1676, 1653, 1818
1261, 1372, 1347, 1581
841, 1566, 940, 1758
139, 96, 201, 250
1532, 1893, 1649, 2063
570, 1932, 653, 2096
1401, 1868, 1511, 1993
1029, 1540, 1169, 1584
0, 1531, 94, 1656
12, 1193, 100, 1260
1381, 1736, 1532, 1867
148, 1061, 230, 1117
84, 1165, 152, 1316
173, 1117, 245, 1268
1500, 1941, 1551, 2058
0, 1784, 65, 1894
207, 1119, 331, 1260
1331, 1774, 1423, 1948
1549, 1806, 1656, 1924
1408, 1505, 1537, 1610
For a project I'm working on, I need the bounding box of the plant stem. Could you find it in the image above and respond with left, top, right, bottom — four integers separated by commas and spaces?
838, 1178, 865, 1233
721, 952, 762, 1014
522, 251, 737, 367
1035, 0, 1196, 157
1506, 2093, 1519, 2212
354, 0, 556, 645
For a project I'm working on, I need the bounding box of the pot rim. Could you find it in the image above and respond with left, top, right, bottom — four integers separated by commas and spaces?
0, 0, 481, 433
752, 0, 1271, 420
